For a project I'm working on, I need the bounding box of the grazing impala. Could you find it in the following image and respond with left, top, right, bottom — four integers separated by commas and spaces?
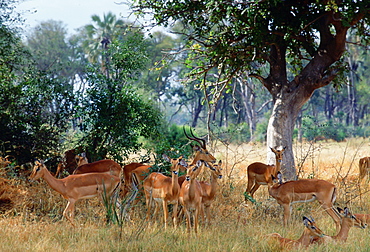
269, 172, 341, 232
199, 160, 223, 225
359, 156, 370, 182
179, 160, 204, 234
72, 159, 122, 178
29, 160, 120, 225
245, 146, 286, 200
143, 154, 187, 229
268, 216, 325, 249
311, 207, 366, 244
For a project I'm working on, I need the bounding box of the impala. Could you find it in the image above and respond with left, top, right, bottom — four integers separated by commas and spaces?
245, 146, 286, 199
122, 159, 152, 198
268, 216, 325, 249
179, 160, 204, 234
311, 207, 366, 244
269, 172, 341, 232
359, 156, 370, 182
143, 154, 187, 229
29, 160, 121, 225
72, 159, 122, 178
184, 127, 216, 165
199, 160, 222, 225
55, 149, 84, 177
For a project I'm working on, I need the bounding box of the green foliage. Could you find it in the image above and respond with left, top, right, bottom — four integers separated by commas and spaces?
142, 123, 194, 173
77, 35, 162, 161
300, 116, 347, 142
0, 16, 75, 163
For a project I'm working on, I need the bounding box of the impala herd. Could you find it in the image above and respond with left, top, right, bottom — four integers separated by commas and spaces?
25, 129, 370, 247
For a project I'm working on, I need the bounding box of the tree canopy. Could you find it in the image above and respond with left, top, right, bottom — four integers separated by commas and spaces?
133, 0, 370, 178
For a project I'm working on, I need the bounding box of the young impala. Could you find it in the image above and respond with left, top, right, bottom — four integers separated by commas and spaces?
29, 160, 120, 226
268, 216, 325, 249
269, 172, 341, 232
311, 207, 366, 244
143, 154, 187, 229
245, 146, 286, 200
199, 160, 223, 225
179, 160, 204, 234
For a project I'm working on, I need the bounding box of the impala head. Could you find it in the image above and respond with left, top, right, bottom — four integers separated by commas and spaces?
162, 154, 187, 174
185, 160, 203, 181
302, 216, 325, 238
29, 160, 46, 181
270, 146, 286, 163
271, 171, 284, 186
184, 127, 216, 164
75, 153, 88, 166
337, 207, 367, 229
204, 160, 223, 179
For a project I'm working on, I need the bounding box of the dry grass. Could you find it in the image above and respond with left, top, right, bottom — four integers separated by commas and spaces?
1, 138, 370, 251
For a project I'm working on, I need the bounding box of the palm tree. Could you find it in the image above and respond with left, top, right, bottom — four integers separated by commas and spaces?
82, 12, 126, 73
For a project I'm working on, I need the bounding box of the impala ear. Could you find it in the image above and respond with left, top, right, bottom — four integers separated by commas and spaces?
344, 207, 350, 216
277, 171, 283, 184
162, 154, 170, 162
192, 145, 201, 151
179, 159, 188, 168
303, 216, 309, 226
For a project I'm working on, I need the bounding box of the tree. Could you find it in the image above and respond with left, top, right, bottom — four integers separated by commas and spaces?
133, 0, 370, 179
78, 34, 162, 162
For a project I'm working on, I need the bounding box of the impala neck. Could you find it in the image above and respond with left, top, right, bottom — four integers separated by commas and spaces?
40, 167, 67, 196
171, 170, 180, 195
296, 228, 313, 246
208, 172, 219, 198
334, 218, 352, 241
275, 156, 281, 173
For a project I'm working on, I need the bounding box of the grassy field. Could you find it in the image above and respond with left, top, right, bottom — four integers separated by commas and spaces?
1, 138, 370, 251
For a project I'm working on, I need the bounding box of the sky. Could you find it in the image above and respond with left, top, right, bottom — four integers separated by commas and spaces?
17, 0, 147, 35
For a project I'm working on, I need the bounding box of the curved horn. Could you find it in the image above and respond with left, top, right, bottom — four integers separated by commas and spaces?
189, 127, 206, 149
183, 126, 206, 149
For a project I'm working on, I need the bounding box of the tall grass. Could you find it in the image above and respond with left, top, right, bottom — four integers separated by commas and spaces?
1, 138, 370, 251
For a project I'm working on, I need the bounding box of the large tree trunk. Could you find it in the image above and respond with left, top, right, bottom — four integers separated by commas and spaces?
257, 12, 351, 180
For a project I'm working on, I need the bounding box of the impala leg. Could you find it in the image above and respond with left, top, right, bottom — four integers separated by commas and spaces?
323, 204, 341, 232
194, 208, 199, 234
63, 200, 76, 227
162, 200, 169, 229
205, 205, 211, 226
145, 193, 153, 222
250, 184, 260, 198
153, 201, 160, 222
282, 203, 291, 226
245, 177, 254, 196
185, 208, 191, 234
172, 202, 178, 228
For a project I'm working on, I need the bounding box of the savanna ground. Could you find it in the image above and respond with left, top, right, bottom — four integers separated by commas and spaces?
1, 138, 370, 251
